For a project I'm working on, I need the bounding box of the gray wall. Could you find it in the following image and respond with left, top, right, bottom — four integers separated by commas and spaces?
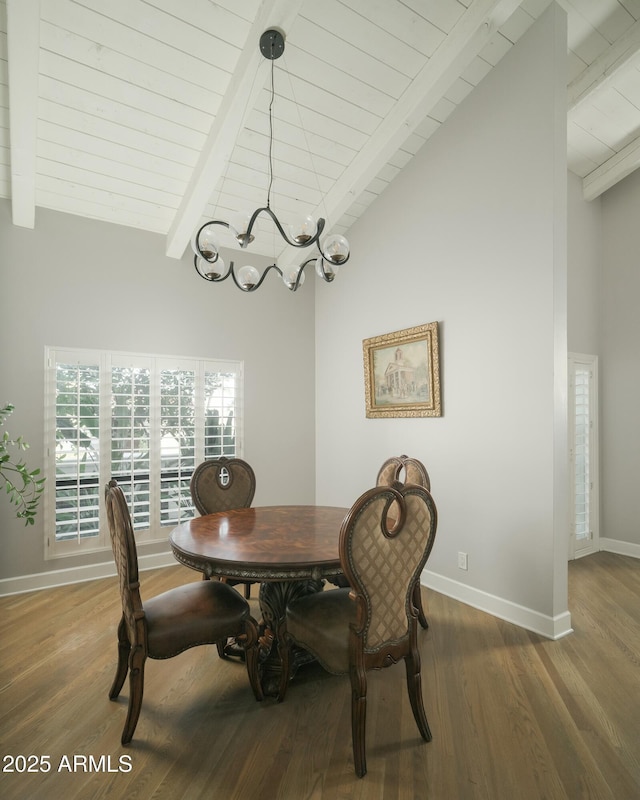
601, 168, 640, 550
567, 171, 601, 356
0, 203, 316, 580
315, 4, 571, 636
566, 167, 640, 554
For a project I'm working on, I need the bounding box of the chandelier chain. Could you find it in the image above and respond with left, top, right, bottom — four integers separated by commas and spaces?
267, 55, 275, 210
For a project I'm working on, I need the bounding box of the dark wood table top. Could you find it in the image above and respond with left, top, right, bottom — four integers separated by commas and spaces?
170, 505, 349, 582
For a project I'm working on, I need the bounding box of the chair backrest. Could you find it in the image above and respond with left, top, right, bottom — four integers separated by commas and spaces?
105, 479, 143, 647
339, 484, 437, 653
376, 456, 403, 487
190, 457, 256, 516
376, 454, 431, 491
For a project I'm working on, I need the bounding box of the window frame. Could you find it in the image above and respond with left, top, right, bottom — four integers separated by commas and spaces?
44, 346, 244, 560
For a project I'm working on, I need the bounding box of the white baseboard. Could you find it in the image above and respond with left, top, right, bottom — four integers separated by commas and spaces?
421, 570, 573, 641
4, 543, 635, 612
0, 552, 177, 597
600, 538, 640, 559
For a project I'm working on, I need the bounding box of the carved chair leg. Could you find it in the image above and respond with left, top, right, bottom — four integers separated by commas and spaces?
209, 577, 228, 661
241, 622, 264, 702
349, 663, 368, 778
109, 616, 130, 700
405, 650, 432, 742
413, 583, 429, 629
121, 647, 146, 746
276, 629, 292, 703
214, 573, 249, 660
216, 641, 228, 659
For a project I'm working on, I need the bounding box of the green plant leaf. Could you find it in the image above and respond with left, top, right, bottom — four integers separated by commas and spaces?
1, 404, 45, 525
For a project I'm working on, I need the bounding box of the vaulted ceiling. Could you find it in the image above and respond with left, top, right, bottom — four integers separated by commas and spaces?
2, 0, 639, 262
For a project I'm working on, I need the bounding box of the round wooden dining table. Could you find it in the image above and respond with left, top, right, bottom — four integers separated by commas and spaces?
170, 505, 349, 693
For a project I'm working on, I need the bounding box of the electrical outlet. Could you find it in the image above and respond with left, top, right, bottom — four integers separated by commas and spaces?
457, 552, 468, 570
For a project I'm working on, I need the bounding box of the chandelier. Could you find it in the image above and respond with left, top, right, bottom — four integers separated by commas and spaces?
191, 29, 350, 292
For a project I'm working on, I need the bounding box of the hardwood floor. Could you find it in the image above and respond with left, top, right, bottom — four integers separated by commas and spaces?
1, 552, 638, 799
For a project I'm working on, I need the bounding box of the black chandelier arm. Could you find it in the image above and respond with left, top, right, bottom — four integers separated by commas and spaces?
193, 219, 233, 261
229, 262, 283, 292
193, 253, 233, 282
195, 251, 346, 290
299, 255, 337, 284
195, 218, 230, 239
288, 257, 316, 290
194, 255, 284, 290
244, 206, 326, 249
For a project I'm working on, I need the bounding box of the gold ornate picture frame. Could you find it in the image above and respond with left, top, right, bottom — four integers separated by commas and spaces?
363, 322, 441, 418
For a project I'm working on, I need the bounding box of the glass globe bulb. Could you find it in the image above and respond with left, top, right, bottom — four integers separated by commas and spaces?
282, 265, 306, 290
197, 255, 225, 281
231, 212, 255, 247
315, 257, 339, 282
289, 215, 317, 245
193, 227, 219, 261
322, 233, 350, 265
236, 265, 260, 290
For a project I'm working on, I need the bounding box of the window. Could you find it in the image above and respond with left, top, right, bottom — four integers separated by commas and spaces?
568, 353, 599, 559
573, 365, 590, 540
45, 347, 243, 558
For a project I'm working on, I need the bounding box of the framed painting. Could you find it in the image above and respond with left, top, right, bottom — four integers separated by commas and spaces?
363, 322, 441, 418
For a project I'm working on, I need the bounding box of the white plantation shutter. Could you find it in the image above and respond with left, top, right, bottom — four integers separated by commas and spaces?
204, 370, 239, 459
110, 360, 152, 531
573, 365, 590, 541
159, 366, 197, 526
45, 348, 243, 558
568, 353, 599, 559
53, 359, 101, 543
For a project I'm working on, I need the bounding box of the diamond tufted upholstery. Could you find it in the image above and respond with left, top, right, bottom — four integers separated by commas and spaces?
376, 454, 431, 628
349, 490, 431, 646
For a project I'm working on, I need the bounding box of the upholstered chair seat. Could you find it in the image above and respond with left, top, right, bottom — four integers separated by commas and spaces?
143, 580, 255, 660
284, 588, 355, 675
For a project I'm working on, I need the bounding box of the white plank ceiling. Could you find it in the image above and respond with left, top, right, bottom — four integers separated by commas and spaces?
1, 0, 639, 261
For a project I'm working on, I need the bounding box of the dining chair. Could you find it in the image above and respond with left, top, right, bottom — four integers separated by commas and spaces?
105, 479, 263, 745
190, 457, 256, 600
278, 482, 437, 777
376, 454, 431, 629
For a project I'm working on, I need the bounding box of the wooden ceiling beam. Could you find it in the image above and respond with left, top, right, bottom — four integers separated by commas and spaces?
567, 20, 640, 199
568, 18, 640, 112
6, 0, 40, 228
583, 135, 640, 201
